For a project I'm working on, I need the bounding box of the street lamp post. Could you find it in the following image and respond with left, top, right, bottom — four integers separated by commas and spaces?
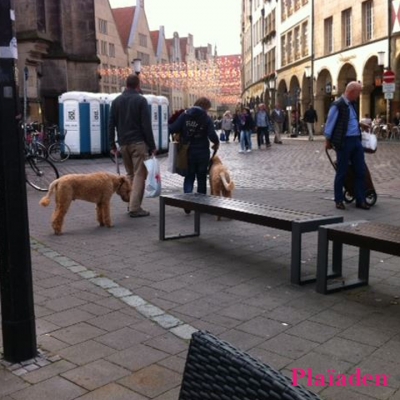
304, 65, 312, 105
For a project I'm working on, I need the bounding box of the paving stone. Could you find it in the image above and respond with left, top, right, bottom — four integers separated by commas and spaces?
259, 332, 319, 359
50, 322, 106, 345
58, 340, 116, 365
106, 344, 169, 371
76, 383, 148, 400
136, 304, 165, 318
0, 369, 30, 397
108, 287, 132, 298
219, 328, 267, 351
61, 359, 130, 391
320, 386, 391, 400
120, 295, 147, 307
89, 277, 119, 289
235, 315, 289, 338
43, 295, 87, 312
10, 376, 86, 400
153, 386, 181, 400
152, 314, 183, 329
95, 327, 151, 350
88, 311, 142, 332
309, 308, 361, 329
157, 355, 187, 374
43, 308, 94, 328
35, 318, 61, 335
118, 364, 182, 398
216, 303, 266, 321
23, 360, 77, 384
314, 337, 377, 364
144, 333, 188, 355
338, 324, 397, 347
285, 320, 342, 344
169, 324, 198, 340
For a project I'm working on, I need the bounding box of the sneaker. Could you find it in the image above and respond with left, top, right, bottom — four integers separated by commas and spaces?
184, 209, 191, 214
238, 150, 244, 153
129, 208, 150, 218
246, 149, 252, 152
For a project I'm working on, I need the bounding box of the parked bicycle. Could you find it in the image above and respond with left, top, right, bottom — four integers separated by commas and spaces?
46, 125, 71, 162
24, 134, 59, 191
24, 122, 48, 158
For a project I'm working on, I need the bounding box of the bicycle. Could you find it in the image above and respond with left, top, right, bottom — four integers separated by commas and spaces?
47, 125, 71, 162
24, 137, 59, 191
25, 122, 48, 158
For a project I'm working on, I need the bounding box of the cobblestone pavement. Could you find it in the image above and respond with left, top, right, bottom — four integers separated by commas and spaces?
1, 135, 400, 400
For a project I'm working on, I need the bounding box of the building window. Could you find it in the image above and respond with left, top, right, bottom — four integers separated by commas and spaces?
363, 0, 373, 42
98, 19, 107, 35
294, 26, 300, 59
137, 51, 150, 65
139, 33, 147, 47
281, 36, 286, 66
110, 65, 117, 84
287, 31, 293, 63
102, 63, 109, 83
109, 43, 115, 57
324, 17, 333, 54
101, 40, 108, 56
302, 21, 309, 56
342, 8, 352, 48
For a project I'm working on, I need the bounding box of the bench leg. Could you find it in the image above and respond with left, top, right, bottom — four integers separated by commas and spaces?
316, 226, 329, 294
159, 196, 166, 240
332, 240, 343, 277
159, 199, 201, 241
359, 247, 370, 284
290, 222, 303, 285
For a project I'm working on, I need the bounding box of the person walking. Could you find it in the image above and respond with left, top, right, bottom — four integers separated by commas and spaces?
270, 103, 284, 144
239, 107, 255, 153
168, 97, 219, 205
255, 103, 271, 149
221, 111, 233, 142
232, 110, 241, 142
303, 103, 318, 141
108, 74, 156, 218
324, 81, 370, 210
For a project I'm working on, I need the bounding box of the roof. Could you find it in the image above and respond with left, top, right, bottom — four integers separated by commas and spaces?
112, 7, 136, 48
150, 30, 159, 54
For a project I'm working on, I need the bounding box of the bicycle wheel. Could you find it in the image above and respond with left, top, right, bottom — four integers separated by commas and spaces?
25, 155, 59, 191
48, 142, 71, 162
33, 141, 48, 159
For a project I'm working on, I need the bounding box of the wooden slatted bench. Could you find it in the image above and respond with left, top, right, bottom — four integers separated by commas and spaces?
159, 193, 343, 285
316, 220, 400, 294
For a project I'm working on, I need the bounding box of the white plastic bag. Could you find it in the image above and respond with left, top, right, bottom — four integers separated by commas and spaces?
361, 131, 377, 153
144, 156, 162, 198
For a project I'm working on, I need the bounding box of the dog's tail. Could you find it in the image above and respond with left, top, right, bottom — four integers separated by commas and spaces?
220, 172, 235, 192
39, 179, 59, 207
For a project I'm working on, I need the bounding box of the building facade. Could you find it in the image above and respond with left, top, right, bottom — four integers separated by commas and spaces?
242, 0, 400, 131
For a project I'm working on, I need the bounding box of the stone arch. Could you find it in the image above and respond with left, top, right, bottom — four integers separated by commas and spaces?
276, 79, 288, 108
337, 63, 357, 95
315, 68, 333, 123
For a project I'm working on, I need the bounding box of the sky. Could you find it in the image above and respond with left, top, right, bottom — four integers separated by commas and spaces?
109, 0, 242, 56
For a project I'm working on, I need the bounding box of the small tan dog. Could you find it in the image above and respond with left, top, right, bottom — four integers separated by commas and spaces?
39, 172, 131, 235
209, 155, 235, 220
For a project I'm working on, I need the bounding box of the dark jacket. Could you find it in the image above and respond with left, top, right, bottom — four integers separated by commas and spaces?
108, 89, 156, 152
240, 113, 255, 131
168, 106, 219, 151
303, 107, 318, 123
329, 97, 360, 150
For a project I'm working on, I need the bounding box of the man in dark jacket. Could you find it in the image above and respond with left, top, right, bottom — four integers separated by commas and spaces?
324, 81, 369, 210
303, 104, 318, 141
108, 74, 156, 218
168, 97, 219, 201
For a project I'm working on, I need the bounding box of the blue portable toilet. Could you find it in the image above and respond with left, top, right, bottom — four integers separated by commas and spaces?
59, 91, 102, 156
143, 94, 160, 150
157, 96, 169, 152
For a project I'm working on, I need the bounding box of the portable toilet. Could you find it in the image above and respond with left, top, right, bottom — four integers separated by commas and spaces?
143, 94, 160, 150
157, 96, 169, 152
91, 93, 109, 155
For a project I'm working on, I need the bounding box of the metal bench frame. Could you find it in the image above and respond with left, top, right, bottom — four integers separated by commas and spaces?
159, 193, 343, 285
316, 220, 400, 294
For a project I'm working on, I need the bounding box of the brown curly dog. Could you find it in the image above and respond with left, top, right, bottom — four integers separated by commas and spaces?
209, 155, 235, 220
39, 172, 131, 235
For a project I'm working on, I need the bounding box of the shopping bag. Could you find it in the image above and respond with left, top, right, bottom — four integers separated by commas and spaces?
144, 156, 162, 198
361, 131, 377, 153
176, 143, 189, 177
219, 131, 226, 142
167, 141, 178, 173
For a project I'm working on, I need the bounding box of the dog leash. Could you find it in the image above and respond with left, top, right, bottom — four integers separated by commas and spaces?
207, 147, 218, 175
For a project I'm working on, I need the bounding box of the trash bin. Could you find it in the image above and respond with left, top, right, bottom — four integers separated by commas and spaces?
143, 94, 160, 150
157, 96, 169, 152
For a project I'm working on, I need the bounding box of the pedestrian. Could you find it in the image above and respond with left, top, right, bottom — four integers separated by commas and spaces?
255, 103, 272, 149
270, 103, 284, 144
232, 110, 241, 142
303, 103, 318, 141
108, 74, 156, 218
168, 97, 219, 208
221, 110, 233, 142
324, 81, 370, 210
239, 107, 255, 153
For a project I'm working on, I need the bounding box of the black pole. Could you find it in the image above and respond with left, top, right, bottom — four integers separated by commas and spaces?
0, 0, 37, 362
